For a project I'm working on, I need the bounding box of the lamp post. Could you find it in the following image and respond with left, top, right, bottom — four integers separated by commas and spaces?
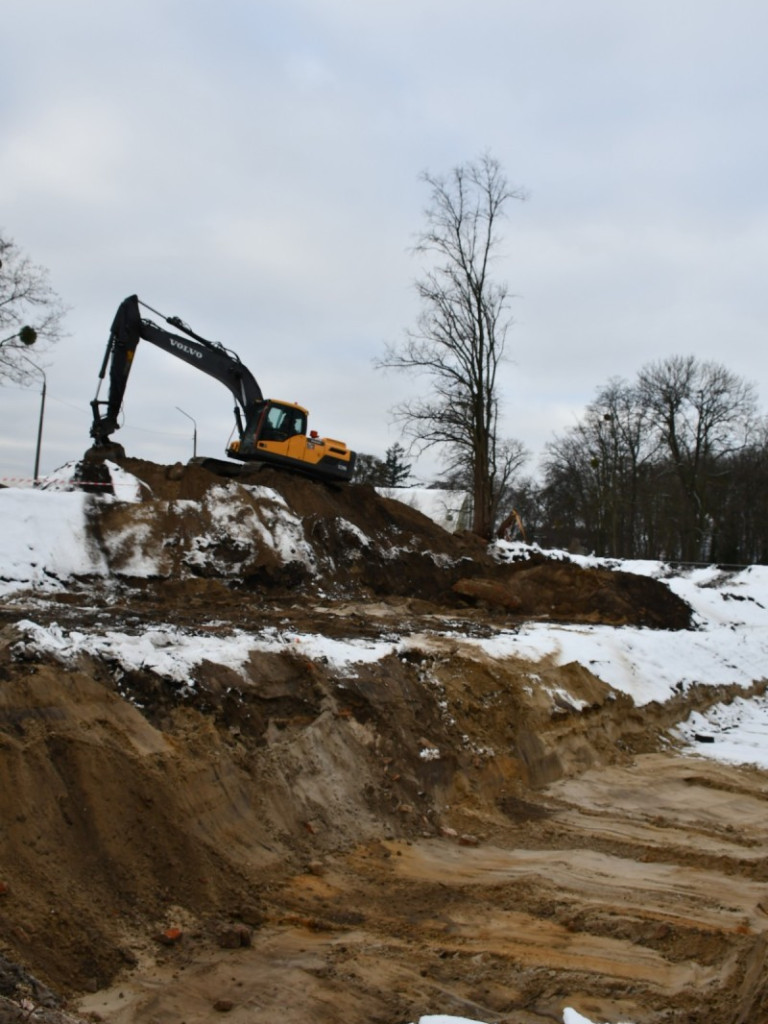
2, 328, 45, 482
176, 406, 197, 459
15, 348, 46, 482
32, 367, 47, 482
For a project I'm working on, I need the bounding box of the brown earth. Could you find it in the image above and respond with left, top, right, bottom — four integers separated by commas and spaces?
1, 457, 767, 1024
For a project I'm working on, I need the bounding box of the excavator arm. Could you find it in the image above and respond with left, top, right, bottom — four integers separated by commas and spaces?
90, 295, 263, 445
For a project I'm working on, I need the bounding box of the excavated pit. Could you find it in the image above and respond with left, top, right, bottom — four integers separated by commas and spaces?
0, 456, 766, 1024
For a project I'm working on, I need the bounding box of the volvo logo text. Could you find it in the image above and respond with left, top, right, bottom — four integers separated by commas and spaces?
170, 339, 203, 359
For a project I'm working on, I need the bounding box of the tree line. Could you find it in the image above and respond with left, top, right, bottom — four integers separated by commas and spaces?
366, 352, 767, 566
528, 355, 766, 564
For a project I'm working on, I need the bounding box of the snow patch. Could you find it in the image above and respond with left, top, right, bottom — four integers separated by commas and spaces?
0, 488, 107, 594
672, 695, 768, 769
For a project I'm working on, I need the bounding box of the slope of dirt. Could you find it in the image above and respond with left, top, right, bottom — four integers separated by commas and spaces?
75, 455, 692, 627
454, 554, 693, 628
1, 457, 764, 1024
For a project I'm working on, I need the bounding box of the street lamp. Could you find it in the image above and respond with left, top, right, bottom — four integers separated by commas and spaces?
0, 325, 37, 348
176, 406, 197, 459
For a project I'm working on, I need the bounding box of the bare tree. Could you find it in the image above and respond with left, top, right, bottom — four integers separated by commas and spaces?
574, 378, 658, 556
0, 233, 67, 383
637, 355, 757, 561
378, 154, 526, 538
437, 435, 528, 532
544, 361, 758, 561
488, 436, 529, 529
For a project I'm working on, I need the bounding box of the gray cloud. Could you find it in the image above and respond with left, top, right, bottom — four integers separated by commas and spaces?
2, 0, 768, 484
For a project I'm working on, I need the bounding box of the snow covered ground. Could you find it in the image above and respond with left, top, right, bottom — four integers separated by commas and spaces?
408, 1010, 632, 1024
4, 480, 767, 775
3, 474, 768, 1024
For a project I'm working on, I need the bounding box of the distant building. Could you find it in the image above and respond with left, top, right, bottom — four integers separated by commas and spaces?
376, 487, 471, 533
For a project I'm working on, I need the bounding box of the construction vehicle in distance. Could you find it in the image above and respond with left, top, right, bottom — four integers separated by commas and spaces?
88, 295, 356, 483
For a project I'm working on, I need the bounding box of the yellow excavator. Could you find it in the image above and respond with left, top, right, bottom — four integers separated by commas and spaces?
88, 295, 356, 483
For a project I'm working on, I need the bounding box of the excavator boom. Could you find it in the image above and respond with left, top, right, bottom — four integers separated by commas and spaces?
90, 295, 262, 444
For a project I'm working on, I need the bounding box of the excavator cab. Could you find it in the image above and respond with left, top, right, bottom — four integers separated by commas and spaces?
260, 403, 307, 441
228, 398, 355, 482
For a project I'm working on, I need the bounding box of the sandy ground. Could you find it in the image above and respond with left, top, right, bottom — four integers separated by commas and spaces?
1, 459, 767, 1024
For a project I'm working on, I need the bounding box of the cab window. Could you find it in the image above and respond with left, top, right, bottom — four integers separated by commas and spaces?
263, 404, 306, 440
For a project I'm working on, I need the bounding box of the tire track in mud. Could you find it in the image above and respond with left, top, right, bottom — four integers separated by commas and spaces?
89, 748, 768, 1024
258, 753, 768, 1024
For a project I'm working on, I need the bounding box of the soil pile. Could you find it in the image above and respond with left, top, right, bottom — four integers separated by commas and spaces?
453, 554, 692, 628
80, 455, 692, 626
0, 457, 765, 1024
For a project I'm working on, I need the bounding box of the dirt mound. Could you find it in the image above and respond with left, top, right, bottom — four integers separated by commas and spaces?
455, 555, 693, 629
71, 456, 487, 603
80, 457, 690, 629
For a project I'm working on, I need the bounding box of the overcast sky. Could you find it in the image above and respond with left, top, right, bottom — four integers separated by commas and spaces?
3, 0, 768, 483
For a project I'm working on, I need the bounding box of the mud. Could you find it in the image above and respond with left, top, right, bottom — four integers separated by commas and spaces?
0, 458, 765, 1024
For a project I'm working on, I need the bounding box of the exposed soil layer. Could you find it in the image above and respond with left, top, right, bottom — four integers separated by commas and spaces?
0, 458, 764, 1024
79, 455, 693, 627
